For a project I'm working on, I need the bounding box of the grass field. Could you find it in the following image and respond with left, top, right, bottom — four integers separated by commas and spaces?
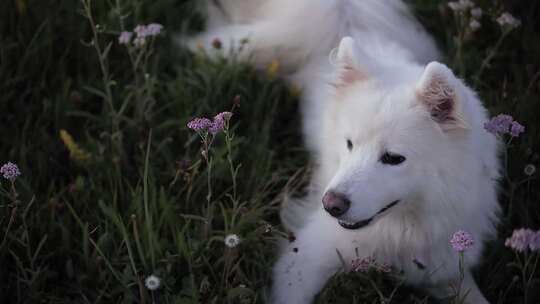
1, 0, 539, 303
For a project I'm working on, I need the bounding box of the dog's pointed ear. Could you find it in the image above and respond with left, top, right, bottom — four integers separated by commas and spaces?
332, 37, 367, 88
416, 62, 467, 130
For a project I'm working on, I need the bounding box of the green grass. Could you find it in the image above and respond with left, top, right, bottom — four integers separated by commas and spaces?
1, 0, 539, 303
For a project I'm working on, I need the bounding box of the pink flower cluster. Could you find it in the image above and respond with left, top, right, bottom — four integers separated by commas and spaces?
351, 256, 391, 273
118, 23, 163, 47
484, 114, 525, 137
505, 228, 540, 252
450, 230, 474, 252
0, 162, 20, 181
187, 112, 233, 135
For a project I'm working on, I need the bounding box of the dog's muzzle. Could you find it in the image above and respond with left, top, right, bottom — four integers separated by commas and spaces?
338, 200, 400, 230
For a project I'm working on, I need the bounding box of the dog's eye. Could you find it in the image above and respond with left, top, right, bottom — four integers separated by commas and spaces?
381, 152, 406, 165
346, 139, 353, 151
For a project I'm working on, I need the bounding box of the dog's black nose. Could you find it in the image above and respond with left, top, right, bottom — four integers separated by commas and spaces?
322, 191, 351, 217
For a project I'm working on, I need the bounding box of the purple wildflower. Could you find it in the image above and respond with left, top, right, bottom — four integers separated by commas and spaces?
484, 114, 525, 137
131, 23, 163, 47
118, 31, 133, 44
505, 228, 534, 252
1, 162, 21, 181
134, 25, 148, 38
134, 23, 163, 38
209, 112, 233, 134
529, 231, 540, 251
146, 23, 163, 36
187, 117, 212, 132
450, 230, 474, 252
484, 114, 513, 135
510, 121, 525, 137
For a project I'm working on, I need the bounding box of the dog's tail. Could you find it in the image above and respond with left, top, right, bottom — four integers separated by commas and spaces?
186, 0, 439, 75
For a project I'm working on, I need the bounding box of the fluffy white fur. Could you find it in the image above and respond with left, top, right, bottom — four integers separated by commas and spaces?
187, 1, 500, 303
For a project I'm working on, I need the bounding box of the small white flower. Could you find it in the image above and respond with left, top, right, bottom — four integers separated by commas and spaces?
524, 164, 536, 176
145, 274, 161, 291
448, 0, 475, 13
134, 37, 146, 48
459, 0, 474, 9
496, 12, 521, 30
469, 19, 481, 31
471, 8, 482, 19
448, 1, 464, 12
224, 234, 241, 248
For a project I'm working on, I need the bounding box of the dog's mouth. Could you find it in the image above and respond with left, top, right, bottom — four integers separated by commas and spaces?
338, 200, 400, 230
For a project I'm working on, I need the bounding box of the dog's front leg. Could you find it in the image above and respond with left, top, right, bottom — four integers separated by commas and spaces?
270, 218, 343, 304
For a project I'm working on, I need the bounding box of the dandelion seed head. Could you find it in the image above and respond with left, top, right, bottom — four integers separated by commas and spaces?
144, 274, 161, 291
524, 164, 536, 176
0, 162, 21, 181
224, 234, 241, 248
450, 230, 474, 252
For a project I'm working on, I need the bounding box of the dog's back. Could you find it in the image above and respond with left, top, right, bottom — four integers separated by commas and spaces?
188, 0, 439, 74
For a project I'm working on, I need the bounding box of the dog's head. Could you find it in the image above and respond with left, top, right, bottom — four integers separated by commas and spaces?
321, 37, 475, 230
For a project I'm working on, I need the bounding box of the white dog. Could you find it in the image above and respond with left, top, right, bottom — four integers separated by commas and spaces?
188, 1, 500, 303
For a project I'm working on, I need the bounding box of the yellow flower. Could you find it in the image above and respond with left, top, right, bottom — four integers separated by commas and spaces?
290, 84, 302, 98
266, 59, 280, 79
59, 130, 91, 162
